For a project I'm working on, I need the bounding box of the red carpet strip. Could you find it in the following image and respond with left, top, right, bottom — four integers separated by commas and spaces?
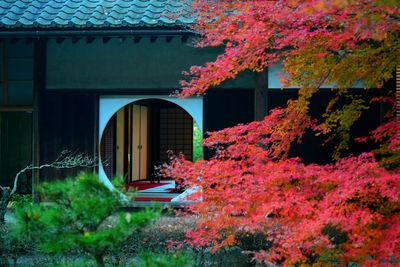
126, 182, 169, 191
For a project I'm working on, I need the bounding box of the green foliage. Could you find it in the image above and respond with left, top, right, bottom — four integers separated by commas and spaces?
111, 174, 127, 192
235, 231, 271, 251
0, 193, 36, 264
52, 257, 97, 267
10, 172, 161, 266
1, 217, 35, 265
319, 96, 369, 159
378, 151, 400, 170
374, 145, 400, 170
48, 252, 195, 267
8, 193, 32, 209
133, 252, 194, 267
193, 122, 203, 162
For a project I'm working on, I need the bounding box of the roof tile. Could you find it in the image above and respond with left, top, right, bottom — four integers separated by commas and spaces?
0, 0, 195, 28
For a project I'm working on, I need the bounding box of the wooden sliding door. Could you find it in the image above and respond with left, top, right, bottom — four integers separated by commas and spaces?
113, 104, 149, 182
131, 105, 149, 181
115, 108, 125, 177
112, 100, 196, 183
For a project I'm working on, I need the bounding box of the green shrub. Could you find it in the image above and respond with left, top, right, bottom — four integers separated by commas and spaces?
1, 194, 36, 265
133, 252, 194, 267
10, 172, 161, 267
8, 193, 32, 209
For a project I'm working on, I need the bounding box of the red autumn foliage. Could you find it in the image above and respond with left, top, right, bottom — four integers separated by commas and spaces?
179, 0, 399, 96
164, 0, 400, 265
163, 117, 399, 265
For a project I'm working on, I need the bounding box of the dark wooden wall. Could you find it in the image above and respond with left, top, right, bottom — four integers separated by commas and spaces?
39, 92, 97, 180
203, 89, 255, 159
268, 89, 383, 164
204, 89, 255, 132
202, 88, 384, 163
0, 112, 32, 189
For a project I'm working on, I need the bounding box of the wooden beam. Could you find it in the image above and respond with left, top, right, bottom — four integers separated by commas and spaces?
71, 37, 80, 44
150, 36, 158, 43
134, 36, 142, 43
86, 37, 95, 44
181, 35, 189, 43
102, 37, 111, 44
166, 36, 173, 43
0, 106, 33, 112
56, 37, 65, 44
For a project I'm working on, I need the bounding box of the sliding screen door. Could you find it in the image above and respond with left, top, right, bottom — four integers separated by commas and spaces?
131, 105, 148, 181
115, 108, 125, 177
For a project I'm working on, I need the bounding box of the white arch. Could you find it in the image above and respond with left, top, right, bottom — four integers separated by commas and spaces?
98, 95, 203, 190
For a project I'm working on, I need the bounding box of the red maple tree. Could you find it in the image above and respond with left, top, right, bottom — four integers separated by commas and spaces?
165, 0, 400, 266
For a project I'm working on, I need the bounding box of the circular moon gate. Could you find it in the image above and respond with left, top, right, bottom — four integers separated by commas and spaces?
98, 95, 203, 190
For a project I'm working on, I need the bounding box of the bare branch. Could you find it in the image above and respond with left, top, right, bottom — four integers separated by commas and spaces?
10, 150, 98, 196
0, 150, 99, 223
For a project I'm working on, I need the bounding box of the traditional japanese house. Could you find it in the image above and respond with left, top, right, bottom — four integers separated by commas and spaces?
0, 0, 390, 195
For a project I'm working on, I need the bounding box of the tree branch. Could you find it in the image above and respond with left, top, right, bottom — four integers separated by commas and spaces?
10, 150, 98, 196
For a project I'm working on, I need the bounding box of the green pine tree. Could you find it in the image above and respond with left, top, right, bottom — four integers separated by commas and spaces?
9, 172, 160, 267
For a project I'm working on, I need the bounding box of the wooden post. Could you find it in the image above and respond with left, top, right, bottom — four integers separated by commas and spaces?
93, 93, 99, 174
254, 70, 268, 121
32, 39, 46, 199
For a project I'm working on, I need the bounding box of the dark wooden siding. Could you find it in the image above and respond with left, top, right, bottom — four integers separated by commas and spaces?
203, 89, 255, 159
204, 89, 255, 132
268, 89, 383, 164
0, 111, 32, 190
39, 92, 96, 180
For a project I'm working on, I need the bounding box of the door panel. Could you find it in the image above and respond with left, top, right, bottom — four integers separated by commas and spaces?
119, 101, 195, 182
115, 108, 125, 176
139, 106, 148, 180
131, 105, 149, 181
132, 105, 141, 181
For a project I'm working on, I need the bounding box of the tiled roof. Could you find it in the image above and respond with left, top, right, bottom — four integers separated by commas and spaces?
0, 0, 195, 28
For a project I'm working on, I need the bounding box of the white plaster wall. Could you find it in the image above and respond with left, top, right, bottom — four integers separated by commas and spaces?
268, 63, 364, 89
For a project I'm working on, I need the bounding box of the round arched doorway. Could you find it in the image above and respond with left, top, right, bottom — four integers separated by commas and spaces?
98, 96, 203, 189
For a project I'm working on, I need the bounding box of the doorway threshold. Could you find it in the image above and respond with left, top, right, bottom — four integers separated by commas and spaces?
122, 180, 197, 208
